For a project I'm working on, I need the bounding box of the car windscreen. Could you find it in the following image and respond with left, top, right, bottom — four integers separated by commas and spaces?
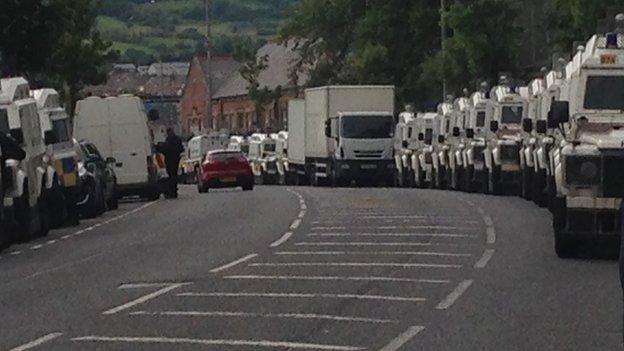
52, 119, 71, 143
501, 106, 523, 124
584, 76, 624, 110
209, 152, 244, 160
341, 115, 394, 139
476, 111, 486, 127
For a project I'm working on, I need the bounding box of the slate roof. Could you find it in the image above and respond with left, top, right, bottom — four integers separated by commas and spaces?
195, 54, 242, 97
213, 41, 305, 99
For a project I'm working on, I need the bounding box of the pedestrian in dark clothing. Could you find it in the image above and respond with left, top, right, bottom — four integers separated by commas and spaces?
157, 128, 184, 198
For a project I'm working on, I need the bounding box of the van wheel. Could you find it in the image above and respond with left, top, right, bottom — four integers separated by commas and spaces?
107, 186, 119, 210
14, 182, 35, 242
96, 188, 106, 216
37, 188, 51, 237
146, 187, 161, 201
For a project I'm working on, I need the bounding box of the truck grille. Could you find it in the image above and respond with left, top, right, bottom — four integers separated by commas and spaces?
602, 153, 624, 197
354, 150, 384, 159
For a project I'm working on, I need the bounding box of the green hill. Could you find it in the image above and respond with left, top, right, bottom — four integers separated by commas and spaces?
98, 0, 298, 64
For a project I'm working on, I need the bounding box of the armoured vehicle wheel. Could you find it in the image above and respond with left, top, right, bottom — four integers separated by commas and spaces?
521, 168, 532, 200
37, 187, 51, 237
14, 182, 36, 242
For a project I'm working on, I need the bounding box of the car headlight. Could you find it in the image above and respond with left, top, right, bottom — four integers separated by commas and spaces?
565, 156, 601, 186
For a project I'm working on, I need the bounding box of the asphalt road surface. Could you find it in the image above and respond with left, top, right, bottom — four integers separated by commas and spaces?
1, 185, 621, 350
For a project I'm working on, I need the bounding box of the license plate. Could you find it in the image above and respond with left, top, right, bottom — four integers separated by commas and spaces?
220, 177, 236, 183
361, 164, 377, 169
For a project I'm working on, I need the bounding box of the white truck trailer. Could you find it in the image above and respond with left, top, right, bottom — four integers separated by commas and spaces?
288, 86, 396, 187
547, 26, 624, 257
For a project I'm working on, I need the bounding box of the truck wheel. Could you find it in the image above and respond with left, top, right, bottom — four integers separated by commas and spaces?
37, 188, 51, 237
13, 182, 36, 242
521, 167, 532, 200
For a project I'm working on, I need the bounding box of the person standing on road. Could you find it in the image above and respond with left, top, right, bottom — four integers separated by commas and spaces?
157, 128, 184, 199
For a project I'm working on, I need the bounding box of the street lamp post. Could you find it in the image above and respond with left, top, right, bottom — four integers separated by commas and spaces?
441, 0, 447, 100
205, 0, 213, 132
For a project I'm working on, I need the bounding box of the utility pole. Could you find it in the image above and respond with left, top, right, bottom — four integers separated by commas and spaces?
205, 0, 213, 132
441, 0, 447, 100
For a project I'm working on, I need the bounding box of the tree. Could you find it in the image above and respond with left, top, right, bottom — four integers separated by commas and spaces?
233, 38, 280, 130
420, 0, 522, 98
0, 0, 115, 110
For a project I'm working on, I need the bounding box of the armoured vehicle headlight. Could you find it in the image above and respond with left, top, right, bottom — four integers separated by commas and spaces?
565, 156, 601, 185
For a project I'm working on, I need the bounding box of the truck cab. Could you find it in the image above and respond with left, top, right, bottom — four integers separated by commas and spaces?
248, 133, 278, 184
394, 108, 416, 187
32, 88, 79, 227
547, 27, 624, 256
464, 90, 491, 192
275, 131, 289, 185
484, 84, 528, 195
1, 77, 52, 241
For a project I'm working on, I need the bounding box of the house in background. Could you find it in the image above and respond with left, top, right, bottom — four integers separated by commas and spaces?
179, 54, 241, 137
210, 41, 306, 135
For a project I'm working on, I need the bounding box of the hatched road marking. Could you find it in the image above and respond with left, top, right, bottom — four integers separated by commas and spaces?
9, 333, 63, 351
178, 291, 426, 302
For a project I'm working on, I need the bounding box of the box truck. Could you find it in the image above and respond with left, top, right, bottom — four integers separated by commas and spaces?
287, 86, 395, 186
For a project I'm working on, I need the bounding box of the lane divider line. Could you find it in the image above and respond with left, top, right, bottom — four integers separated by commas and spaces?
378, 325, 425, 351
103, 283, 189, 315
249, 262, 462, 269
9, 332, 64, 351
270, 232, 293, 248
71, 336, 365, 351
224, 274, 451, 284
178, 291, 426, 302
209, 254, 258, 273
435, 279, 473, 310
129, 310, 398, 324
474, 248, 495, 269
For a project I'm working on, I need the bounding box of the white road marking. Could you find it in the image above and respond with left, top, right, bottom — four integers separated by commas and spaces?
118, 283, 188, 289
486, 226, 496, 244
474, 249, 495, 269
178, 291, 426, 302
46, 240, 56, 244
270, 232, 293, 248
250, 262, 461, 268
103, 283, 188, 315
130, 310, 397, 323
209, 253, 258, 273
9, 332, 63, 351
30, 245, 43, 250
311, 226, 347, 230
436, 279, 473, 310
298, 211, 306, 219
225, 275, 450, 284
275, 251, 472, 257
301, 203, 307, 210
307, 233, 475, 238
290, 219, 302, 230
295, 242, 471, 247
378, 326, 425, 351
61, 235, 71, 240
10, 250, 22, 256
72, 336, 364, 350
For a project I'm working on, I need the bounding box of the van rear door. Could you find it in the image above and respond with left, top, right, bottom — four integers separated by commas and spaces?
107, 97, 151, 186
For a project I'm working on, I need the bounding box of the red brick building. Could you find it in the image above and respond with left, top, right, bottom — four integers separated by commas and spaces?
179, 54, 241, 136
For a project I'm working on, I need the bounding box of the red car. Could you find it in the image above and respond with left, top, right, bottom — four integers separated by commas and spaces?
197, 150, 254, 193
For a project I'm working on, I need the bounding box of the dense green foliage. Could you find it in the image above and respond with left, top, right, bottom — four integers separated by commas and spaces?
0, 0, 114, 108
97, 0, 298, 64
281, 0, 624, 107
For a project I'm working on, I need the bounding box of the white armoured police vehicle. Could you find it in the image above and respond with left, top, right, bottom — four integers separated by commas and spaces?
463, 89, 491, 192
412, 112, 439, 188
394, 106, 416, 187
275, 131, 289, 185
431, 101, 454, 189
484, 83, 528, 195
32, 88, 80, 227
547, 25, 624, 257
1, 78, 53, 241
448, 96, 471, 190
248, 133, 278, 184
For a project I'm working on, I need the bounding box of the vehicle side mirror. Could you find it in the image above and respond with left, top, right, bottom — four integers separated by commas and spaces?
490, 120, 499, 132
44, 130, 57, 145
536, 120, 547, 134
9, 129, 24, 145
418, 133, 424, 141
438, 135, 445, 143
105, 157, 116, 164
324, 120, 331, 138
548, 101, 570, 128
522, 118, 533, 133
465, 128, 475, 139
452, 127, 460, 137
401, 140, 408, 148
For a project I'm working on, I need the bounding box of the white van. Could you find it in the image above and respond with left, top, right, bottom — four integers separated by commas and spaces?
74, 95, 160, 200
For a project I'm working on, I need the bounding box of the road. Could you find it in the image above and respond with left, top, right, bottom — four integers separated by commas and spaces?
0, 185, 621, 351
